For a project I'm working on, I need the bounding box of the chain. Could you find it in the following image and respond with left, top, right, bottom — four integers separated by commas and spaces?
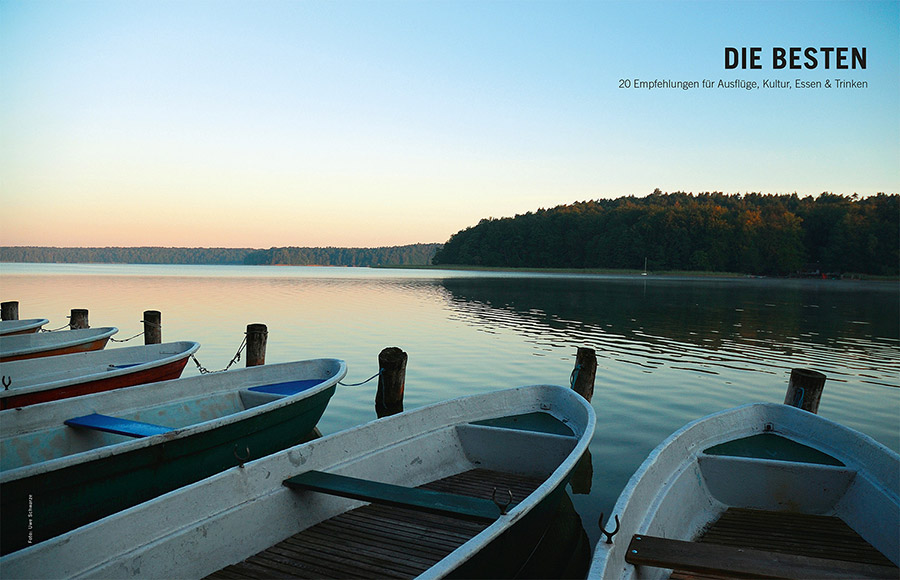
191, 336, 247, 374
110, 331, 145, 343
339, 369, 382, 387
41, 322, 71, 332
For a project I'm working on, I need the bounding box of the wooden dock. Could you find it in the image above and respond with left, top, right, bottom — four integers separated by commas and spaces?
206, 468, 543, 579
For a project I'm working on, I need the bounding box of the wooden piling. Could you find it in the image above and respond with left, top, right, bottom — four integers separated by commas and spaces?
69, 309, 89, 329
375, 347, 407, 418
571, 347, 597, 402
783, 368, 827, 414
245, 323, 268, 367
143, 310, 162, 344
1, 301, 19, 321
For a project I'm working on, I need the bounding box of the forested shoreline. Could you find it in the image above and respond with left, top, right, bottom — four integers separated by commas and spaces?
433, 192, 898, 276
0, 244, 440, 267
2, 193, 897, 276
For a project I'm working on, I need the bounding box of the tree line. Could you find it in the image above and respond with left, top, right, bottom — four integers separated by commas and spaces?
0, 244, 440, 267
432, 192, 899, 276
242, 244, 440, 267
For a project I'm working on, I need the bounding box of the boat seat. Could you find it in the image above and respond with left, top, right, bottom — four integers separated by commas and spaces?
240, 379, 327, 408
65, 413, 174, 438
624, 534, 899, 580
284, 470, 510, 522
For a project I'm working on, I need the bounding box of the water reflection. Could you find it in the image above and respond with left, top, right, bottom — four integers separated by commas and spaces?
437, 276, 900, 388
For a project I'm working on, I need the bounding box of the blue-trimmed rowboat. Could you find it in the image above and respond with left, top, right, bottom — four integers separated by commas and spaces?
1, 384, 595, 579
0, 341, 201, 409
588, 403, 899, 579
0, 358, 346, 555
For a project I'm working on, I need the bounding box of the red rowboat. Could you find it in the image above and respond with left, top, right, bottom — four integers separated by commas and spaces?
0, 319, 49, 336
0, 327, 118, 363
0, 341, 200, 409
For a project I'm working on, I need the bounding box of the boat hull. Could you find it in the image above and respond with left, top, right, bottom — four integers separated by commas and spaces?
0, 341, 200, 409
0, 328, 118, 363
1, 384, 594, 579
0, 359, 345, 555
0, 319, 49, 336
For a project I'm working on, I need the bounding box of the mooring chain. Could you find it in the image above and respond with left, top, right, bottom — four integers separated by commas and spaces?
570, 363, 582, 389
40, 322, 72, 332
110, 318, 162, 343
191, 336, 247, 374
338, 368, 383, 387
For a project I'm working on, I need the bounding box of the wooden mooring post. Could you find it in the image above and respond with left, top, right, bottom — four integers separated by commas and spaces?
783, 368, 827, 414
143, 310, 162, 344
571, 347, 597, 402
375, 347, 407, 418
69, 309, 89, 329
246, 324, 268, 367
1, 301, 19, 321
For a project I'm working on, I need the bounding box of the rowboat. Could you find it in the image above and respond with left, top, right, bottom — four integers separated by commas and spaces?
0, 357, 346, 555
0, 341, 201, 410
1, 383, 595, 579
0, 327, 118, 362
588, 403, 899, 579
0, 319, 49, 336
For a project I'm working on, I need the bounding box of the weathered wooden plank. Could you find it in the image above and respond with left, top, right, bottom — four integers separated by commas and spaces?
699, 508, 896, 567
626, 534, 898, 580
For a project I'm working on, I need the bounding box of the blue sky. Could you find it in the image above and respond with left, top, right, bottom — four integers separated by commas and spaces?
1, 0, 897, 247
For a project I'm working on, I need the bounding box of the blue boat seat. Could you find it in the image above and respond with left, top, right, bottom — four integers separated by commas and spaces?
284, 470, 509, 522
65, 413, 174, 438
247, 379, 325, 396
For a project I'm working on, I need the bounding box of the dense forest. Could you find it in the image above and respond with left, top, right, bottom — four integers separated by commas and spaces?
242, 244, 440, 267
432, 192, 899, 276
0, 244, 440, 267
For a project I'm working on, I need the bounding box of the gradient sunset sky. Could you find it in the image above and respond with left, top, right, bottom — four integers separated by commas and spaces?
1, 0, 897, 248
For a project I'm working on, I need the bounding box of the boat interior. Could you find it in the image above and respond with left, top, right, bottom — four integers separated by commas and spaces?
0, 379, 327, 471
624, 432, 899, 579
204, 411, 581, 579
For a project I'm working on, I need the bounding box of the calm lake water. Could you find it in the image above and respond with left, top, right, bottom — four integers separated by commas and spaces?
2, 263, 898, 573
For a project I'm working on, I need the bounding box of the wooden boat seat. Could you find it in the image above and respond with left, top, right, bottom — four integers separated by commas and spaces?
65, 413, 174, 438
624, 534, 899, 579
284, 470, 512, 522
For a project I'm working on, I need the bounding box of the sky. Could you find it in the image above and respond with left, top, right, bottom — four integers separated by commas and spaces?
1, 0, 897, 248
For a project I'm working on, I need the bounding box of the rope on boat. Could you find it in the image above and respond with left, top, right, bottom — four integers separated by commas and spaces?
339, 368, 382, 387
191, 336, 247, 374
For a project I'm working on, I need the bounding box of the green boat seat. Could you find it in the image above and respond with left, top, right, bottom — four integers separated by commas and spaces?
284, 470, 510, 522
65, 413, 174, 438
248, 379, 325, 396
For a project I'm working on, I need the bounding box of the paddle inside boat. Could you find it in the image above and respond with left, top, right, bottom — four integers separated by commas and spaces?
588, 402, 899, 580
0, 357, 346, 555
1, 383, 595, 579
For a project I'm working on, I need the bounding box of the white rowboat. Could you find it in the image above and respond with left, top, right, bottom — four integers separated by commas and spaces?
588, 403, 899, 579
2, 384, 595, 579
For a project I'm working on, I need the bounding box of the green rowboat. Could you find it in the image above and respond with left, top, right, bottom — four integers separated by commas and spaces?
0, 358, 346, 555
